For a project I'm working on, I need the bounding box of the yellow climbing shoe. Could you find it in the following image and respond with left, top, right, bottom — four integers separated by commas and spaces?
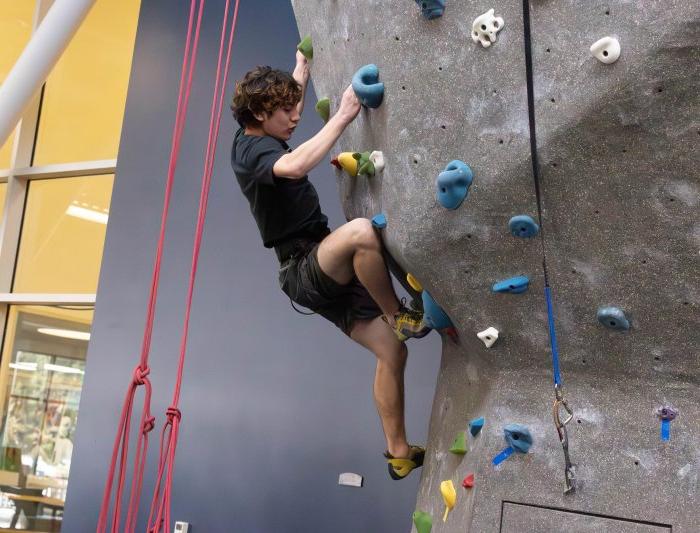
382, 298, 431, 341
384, 445, 425, 480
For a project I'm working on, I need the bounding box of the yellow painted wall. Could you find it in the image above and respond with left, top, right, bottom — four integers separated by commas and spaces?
0, 1, 36, 168
34, 0, 141, 165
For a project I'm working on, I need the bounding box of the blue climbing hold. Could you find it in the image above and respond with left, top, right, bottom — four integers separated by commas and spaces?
597, 306, 630, 331
503, 424, 533, 453
492, 276, 530, 294
352, 64, 384, 108
469, 417, 485, 437
414, 0, 445, 19
436, 160, 473, 210
371, 213, 387, 229
508, 215, 539, 238
422, 290, 453, 330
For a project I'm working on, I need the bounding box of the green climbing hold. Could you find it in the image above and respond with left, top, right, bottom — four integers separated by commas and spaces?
315, 97, 330, 123
352, 151, 375, 177
412, 510, 432, 533
449, 431, 467, 455
297, 34, 313, 60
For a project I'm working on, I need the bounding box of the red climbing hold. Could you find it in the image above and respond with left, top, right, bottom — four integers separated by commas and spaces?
462, 473, 475, 489
330, 157, 341, 169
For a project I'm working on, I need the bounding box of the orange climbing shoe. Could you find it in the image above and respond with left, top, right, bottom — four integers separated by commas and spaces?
382, 298, 431, 341
384, 445, 425, 480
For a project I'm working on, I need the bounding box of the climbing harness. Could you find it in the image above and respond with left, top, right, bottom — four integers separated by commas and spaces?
522, 0, 576, 494
97, 1, 241, 531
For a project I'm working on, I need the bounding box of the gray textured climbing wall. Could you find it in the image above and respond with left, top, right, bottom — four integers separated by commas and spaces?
291, 1, 699, 532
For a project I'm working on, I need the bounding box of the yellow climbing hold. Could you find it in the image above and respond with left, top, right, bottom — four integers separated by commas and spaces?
440, 479, 456, 522
337, 152, 358, 176
406, 273, 423, 292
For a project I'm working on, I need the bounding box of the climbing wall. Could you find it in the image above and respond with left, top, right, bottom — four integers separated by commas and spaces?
291, 1, 699, 531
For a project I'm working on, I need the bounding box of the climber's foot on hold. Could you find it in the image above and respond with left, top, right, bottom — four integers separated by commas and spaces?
382, 298, 431, 341
384, 445, 425, 480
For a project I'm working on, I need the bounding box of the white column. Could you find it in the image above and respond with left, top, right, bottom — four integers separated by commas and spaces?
0, 0, 96, 148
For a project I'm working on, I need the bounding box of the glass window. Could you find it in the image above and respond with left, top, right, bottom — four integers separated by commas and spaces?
33, 0, 141, 165
0, 1, 37, 168
0, 305, 91, 529
13, 175, 114, 293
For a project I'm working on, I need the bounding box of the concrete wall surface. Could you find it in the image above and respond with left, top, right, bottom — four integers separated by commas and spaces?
291, 1, 699, 531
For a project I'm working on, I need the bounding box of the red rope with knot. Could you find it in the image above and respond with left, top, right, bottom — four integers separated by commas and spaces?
147, 3, 240, 529
97, 0, 240, 530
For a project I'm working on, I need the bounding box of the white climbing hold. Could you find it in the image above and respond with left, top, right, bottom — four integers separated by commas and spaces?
590, 37, 620, 64
477, 327, 499, 348
338, 472, 363, 487
472, 9, 504, 48
369, 150, 385, 173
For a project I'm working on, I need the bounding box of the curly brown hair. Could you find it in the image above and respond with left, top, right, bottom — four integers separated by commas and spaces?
231, 66, 302, 127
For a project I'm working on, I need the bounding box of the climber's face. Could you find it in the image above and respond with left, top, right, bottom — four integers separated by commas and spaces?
257, 105, 300, 141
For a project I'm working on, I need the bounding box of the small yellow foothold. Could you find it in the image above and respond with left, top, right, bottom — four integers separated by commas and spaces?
406, 273, 423, 292
337, 152, 359, 176
440, 479, 456, 522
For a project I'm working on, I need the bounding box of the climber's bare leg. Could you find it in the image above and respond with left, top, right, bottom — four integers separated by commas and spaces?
316, 218, 401, 324
349, 315, 409, 458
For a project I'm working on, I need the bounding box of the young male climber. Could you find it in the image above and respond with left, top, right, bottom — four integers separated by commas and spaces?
230, 49, 431, 480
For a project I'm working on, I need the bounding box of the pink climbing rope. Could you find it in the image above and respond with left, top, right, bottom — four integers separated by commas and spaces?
146, 1, 240, 532
97, 1, 205, 531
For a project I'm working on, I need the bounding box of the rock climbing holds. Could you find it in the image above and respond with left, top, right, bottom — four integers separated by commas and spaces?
436, 160, 473, 210
472, 9, 504, 48
656, 406, 678, 442
492, 276, 530, 294
331, 152, 358, 176
462, 473, 475, 489
597, 306, 630, 331
504, 424, 533, 453
315, 97, 330, 123
477, 327, 499, 348
590, 37, 620, 64
353, 151, 383, 177
493, 424, 533, 465
369, 150, 385, 173
440, 480, 456, 522
449, 431, 468, 455
338, 472, 363, 487
422, 291, 454, 331
414, 0, 445, 20
469, 417, 485, 437
352, 64, 384, 108
371, 213, 387, 229
412, 510, 433, 533
297, 34, 313, 60
406, 273, 423, 292
508, 215, 539, 238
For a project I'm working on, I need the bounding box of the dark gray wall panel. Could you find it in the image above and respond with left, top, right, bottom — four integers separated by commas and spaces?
62, 1, 442, 531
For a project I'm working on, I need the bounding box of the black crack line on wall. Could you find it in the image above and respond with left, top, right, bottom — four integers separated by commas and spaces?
521, 0, 550, 284
499, 501, 673, 531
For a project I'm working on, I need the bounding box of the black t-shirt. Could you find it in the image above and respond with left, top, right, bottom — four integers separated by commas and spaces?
231, 127, 330, 248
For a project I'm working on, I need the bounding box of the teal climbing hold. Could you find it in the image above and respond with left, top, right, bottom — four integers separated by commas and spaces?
504, 424, 533, 453
352, 64, 384, 108
597, 306, 630, 331
469, 417, 485, 437
492, 276, 530, 294
422, 290, 453, 331
508, 215, 539, 238
414, 0, 445, 19
436, 160, 473, 210
371, 213, 387, 229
